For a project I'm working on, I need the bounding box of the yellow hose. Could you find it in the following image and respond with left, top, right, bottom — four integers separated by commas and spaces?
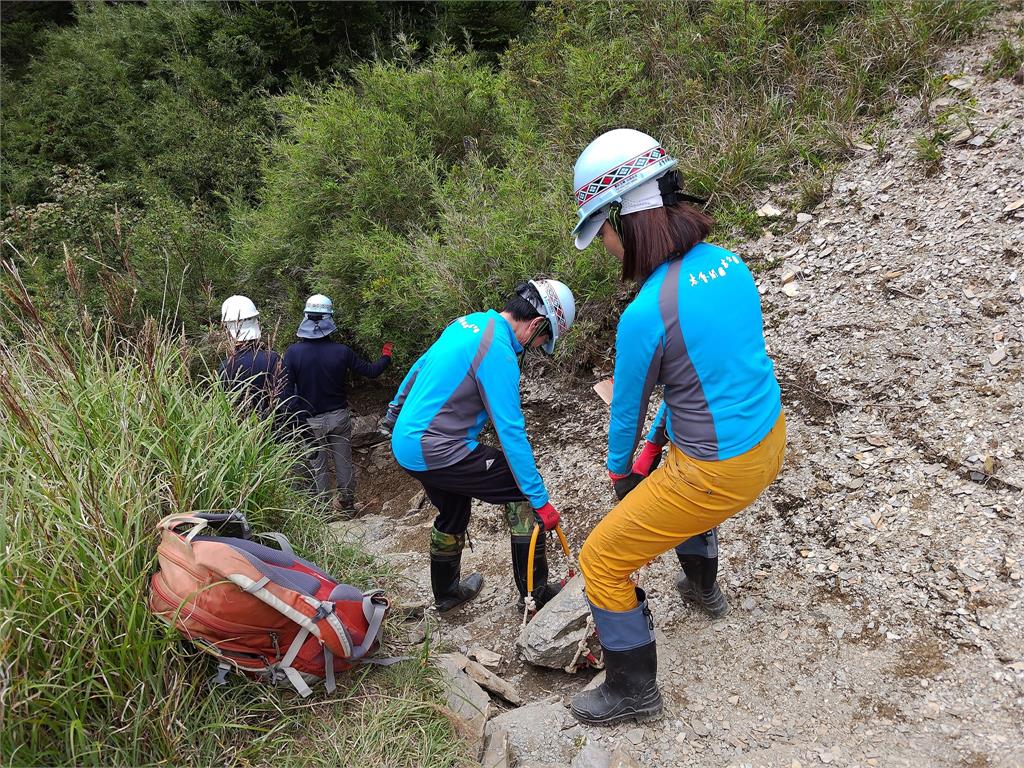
528, 523, 574, 597
526, 523, 540, 596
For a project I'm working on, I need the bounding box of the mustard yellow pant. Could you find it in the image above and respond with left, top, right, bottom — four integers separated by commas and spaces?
580, 412, 787, 612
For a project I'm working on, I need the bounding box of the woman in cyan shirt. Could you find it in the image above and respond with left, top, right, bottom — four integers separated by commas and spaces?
568, 129, 786, 726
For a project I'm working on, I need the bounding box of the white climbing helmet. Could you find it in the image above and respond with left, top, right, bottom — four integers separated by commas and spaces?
529, 279, 576, 355
303, 294, 333, 316
297, 293, 337, 339
572, 128, 678, 250
220, 295, 261, 341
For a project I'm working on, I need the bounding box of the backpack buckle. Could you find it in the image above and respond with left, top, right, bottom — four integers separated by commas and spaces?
208, 662, 232, 689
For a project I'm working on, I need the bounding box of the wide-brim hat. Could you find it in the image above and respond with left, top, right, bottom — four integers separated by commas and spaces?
296, 317, 337, 339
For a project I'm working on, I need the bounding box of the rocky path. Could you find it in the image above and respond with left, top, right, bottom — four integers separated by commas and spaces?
339, 17, 1023, 768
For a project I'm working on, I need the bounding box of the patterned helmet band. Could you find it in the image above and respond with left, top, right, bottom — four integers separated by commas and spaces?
575, 146, 669, 208
539, 284, 568, 335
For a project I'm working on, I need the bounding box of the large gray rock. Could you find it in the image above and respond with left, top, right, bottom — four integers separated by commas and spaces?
436, 653, 491, 755
350, 414, 382, 447
570, 743, 641, 768
443, 652, 522, 706
608, 746, 642, 768
517, 574, 597, 669
571, 743, 612, 768
486, 700, 576, 766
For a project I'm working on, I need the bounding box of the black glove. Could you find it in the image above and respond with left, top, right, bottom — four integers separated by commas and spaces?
613, 472, 647, 500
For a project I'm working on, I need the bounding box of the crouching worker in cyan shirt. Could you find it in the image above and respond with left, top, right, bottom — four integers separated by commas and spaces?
381, 280, 576, 614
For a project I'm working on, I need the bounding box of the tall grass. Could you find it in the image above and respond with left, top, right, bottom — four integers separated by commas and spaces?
0, 272, 469, 767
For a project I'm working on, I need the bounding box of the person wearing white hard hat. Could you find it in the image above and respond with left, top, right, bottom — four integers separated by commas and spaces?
218, 295, 285, 420
382, 280, 576, 614
568, 129, 786, 725
283, 294, 394, 517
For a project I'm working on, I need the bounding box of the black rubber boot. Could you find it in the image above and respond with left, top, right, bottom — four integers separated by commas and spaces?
430, 552, 483, 613
570, 642, 662, 725
675, 553, 729, 617
511, 536, 562, 610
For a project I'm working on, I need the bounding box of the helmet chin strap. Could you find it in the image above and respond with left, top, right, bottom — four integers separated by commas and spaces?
517, 319, 552, 370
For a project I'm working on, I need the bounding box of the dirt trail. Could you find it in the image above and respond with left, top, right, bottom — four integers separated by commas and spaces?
339, 18, 1023, 768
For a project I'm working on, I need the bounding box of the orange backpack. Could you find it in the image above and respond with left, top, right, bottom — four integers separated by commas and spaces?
149, 511, 390, 697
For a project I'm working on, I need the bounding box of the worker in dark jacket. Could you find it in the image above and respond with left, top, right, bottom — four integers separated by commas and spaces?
283, 294, 392, 516
219, 295, 284, 421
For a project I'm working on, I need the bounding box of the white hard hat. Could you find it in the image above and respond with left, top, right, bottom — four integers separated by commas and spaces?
221, 295, 261, 341
572, 128, 678, 250
303, 294, 333, 316
528, 279, 576, 354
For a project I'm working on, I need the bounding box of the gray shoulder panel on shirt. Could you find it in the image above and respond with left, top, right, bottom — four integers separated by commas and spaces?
659, 259, 719, 461
419, 318, 496, 470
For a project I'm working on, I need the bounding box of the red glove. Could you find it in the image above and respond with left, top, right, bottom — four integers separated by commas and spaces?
533, 502, 560, 532
381, 342, 394, 358
632, 441, 663, 477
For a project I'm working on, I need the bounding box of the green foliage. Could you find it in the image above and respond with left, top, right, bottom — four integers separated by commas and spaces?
237, 0, 996, 363
0, 305, 467, 767
0, 1, 74, 78
984, 33, 1024, 79
441, 1, 538, 58
2, 0, 999, 362
234, 48, 618, 363
914, 131, 945, 175
2, 167, 229, 336
1, 2, 274, 209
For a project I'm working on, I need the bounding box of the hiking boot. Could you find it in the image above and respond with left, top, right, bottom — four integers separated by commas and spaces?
571, 589, 662, 726
430, 552, 484, 613
511, 535, 562, 610
676, 554, 729, 618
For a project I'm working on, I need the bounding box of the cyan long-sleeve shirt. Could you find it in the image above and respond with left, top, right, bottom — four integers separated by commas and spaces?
388, 310, 549, 508
608, 242, 782, 474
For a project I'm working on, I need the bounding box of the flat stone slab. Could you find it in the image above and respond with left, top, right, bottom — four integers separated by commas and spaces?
436, 653, 490, 755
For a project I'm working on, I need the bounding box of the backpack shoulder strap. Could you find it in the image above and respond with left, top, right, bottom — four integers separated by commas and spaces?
350, 591, 388, 660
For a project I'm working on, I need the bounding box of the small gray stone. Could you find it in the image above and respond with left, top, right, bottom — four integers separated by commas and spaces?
435, 653, 490, 753
625, 727, 645, 745
571, 742, 612, 768
481, 726, 513, 768
349, 414, 381, 447
692, 720, 711, 737
464, 657, 522, 705
609, 745, 642, 768
488, 700, 573, 766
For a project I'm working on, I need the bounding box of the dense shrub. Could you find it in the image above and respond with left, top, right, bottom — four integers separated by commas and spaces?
2, 0, 998, 362
236, 0, 996, 365
2, 167, 229, 335
232, 45, 621, 363
0, 3, 274, 208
